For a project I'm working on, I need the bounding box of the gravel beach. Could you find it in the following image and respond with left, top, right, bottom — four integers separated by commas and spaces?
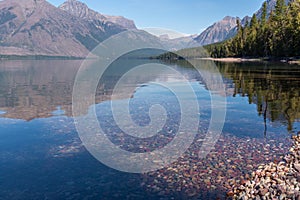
229, 134, 300, 200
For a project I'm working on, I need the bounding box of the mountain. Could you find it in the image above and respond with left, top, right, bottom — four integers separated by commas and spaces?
0, 0, 127, 58
2, 0, 285, 57
141, 28, 202, 50
160, 35, 202, 51
0, 0, 188, 57
59, 0, 137, 30
103, 15, 136, 30
141, 28, 190, 39
201, 0, 300, 58
256, 0, 291, 19
194, 16, 238, 46
195, 0, 289, 46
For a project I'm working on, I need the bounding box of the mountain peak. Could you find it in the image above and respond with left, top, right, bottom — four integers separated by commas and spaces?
222, 16, 236, 21
0, 0, 127, 57
64, 0, 80, 5
195, 16, 238, 46
59, 0, 136, 29
65, 0, 88, 8
59, 0, 97, 20
66, 0, 81, 2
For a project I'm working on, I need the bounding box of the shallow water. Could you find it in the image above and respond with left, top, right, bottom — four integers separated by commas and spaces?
0, 59, 299, 199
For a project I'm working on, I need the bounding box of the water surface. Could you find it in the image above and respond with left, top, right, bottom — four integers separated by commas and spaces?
0, 59, 299, 199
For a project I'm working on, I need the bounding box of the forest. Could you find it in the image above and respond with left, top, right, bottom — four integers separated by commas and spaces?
206, 0, 300, 58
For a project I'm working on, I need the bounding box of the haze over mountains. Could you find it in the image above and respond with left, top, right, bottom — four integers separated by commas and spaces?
0, 0, 284, 58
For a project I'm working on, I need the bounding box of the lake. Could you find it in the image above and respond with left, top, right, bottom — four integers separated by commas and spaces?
0, 59, 299, 199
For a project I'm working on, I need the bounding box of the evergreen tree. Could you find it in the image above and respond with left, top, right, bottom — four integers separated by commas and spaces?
288, 0, 300, 55
205, 0, 300, 58
259, 2, 269, 57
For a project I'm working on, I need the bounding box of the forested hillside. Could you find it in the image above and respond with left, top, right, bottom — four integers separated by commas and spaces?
206, 0, 300, 58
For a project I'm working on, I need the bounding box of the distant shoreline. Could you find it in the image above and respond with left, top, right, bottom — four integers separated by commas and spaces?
0, 55, 86, 60
197, 57, 300, 64
198, 57, 262, 62
2, 54, 300, 65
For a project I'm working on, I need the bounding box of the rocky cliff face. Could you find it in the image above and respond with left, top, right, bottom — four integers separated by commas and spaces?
59, 0, 137, 30
0, 0, 83, 57
195, 16, 238, 46
0, 0, 128, 57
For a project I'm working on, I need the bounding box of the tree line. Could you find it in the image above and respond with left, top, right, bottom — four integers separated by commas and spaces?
206, 0, 300, 58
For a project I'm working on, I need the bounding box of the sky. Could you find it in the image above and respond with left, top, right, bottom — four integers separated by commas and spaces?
49, 0, 265, 35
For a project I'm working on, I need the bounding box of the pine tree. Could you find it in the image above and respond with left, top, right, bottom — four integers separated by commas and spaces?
261, 1, 268, 27
259, 2, 269, 57
272, 0, 288, 56
204, 0, 300, 58
288, 0, 300, 55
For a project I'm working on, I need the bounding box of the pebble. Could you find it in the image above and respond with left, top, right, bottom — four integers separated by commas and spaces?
141, 133, 290, 199
230, 134, 300, 199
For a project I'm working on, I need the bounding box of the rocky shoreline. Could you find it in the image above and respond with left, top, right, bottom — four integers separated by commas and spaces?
141, 132, 290, 199
228, 134, 300, 199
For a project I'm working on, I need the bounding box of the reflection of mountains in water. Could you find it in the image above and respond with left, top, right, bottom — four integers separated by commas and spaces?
0, 58, 214, 121
4, 58, 298, 132
0, 60, 82, 120
217, 62, 300, 131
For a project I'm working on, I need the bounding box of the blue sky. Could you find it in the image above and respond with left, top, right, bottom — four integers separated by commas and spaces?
49, 0, 264, 34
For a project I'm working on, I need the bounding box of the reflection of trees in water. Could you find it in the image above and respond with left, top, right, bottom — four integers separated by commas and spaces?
217, 62, 300, 132
2, 58, 300, 133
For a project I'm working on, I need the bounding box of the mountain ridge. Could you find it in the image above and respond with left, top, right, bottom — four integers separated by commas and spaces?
194, 0, 285, 46
0, 0, 144, 57
194, 16, 238, 46
0, 0, 286, 57
0, 0, 92, 57
59, 0, 137, 30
